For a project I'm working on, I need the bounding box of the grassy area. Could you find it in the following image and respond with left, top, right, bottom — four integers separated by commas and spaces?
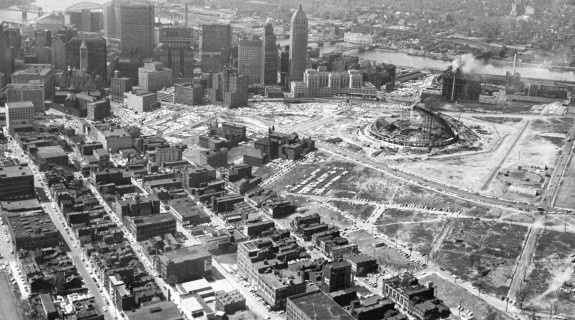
435, 219, 528, 297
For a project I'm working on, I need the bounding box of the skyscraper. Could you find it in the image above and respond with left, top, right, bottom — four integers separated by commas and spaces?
261, 20, 278, 86
289, 5, 308, 83
103, 0, 122, 38
0, 25, 14, 78
200, 24, 232, 73
120, 3, 155, 59
51, 35, 67, 71
238, 39, 262, 85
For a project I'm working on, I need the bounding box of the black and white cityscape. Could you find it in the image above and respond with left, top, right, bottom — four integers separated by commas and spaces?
0, 0, 575, 320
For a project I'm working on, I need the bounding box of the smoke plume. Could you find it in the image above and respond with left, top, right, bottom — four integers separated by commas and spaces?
451, 53, 575, 82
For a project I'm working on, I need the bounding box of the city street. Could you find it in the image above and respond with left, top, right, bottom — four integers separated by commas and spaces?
9, 138, 117, 320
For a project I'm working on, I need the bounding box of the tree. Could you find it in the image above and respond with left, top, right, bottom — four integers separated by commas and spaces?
166, 275, 178, 286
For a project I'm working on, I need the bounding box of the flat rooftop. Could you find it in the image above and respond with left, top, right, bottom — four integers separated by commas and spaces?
160, 244, 210, 264
0, 165, 33, 178
126, 301, 182, 320
288, 290, 355, 320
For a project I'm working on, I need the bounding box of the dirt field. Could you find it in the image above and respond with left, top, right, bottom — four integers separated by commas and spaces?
420, 273, 514, 320
329, 200, 376, 221
347, 229, 422, 273
434, 219, 529, 297
376, 208, 447, 255
521, 230, 575, 317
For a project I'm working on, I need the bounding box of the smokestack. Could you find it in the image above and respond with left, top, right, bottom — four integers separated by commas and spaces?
512, 52, 517, 74
451, 74, 456, 102
185, 3, 188, 27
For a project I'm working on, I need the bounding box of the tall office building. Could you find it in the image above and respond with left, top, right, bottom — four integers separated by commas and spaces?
120, 3, 155, 59
289, 5, 308, 83
200, 24, 232, 73
261, 20, 278, 86
0, 25, 14, 78
208, 67, 249, 108
238, 39, 262, 85
154, 25, 195, 79
51, 35, 67, 71
66, 32, 107, 80
103, 0, 123, 38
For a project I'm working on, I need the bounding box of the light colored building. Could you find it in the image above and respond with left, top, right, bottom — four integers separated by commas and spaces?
289, 5, 308, 83
86, 123, 133, 153
155, 146, 184, 166
291, 69, 376, 98
138, 61, 173, 93
11, 66, 55, 102
238, 39, 262, 85
126, 90, 159, 113
6, 101, 35, 130
343, 32, 374, 46
6, 82, 45, 113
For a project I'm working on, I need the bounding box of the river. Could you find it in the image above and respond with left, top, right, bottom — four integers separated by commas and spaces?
279, 40, 575, 82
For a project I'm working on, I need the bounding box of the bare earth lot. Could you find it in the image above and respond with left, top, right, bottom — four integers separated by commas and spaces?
434, 219, 528, 297
522, 230, 575, 317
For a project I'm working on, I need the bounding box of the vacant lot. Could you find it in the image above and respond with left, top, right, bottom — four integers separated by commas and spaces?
376, 208, 446, 255
393, 184, 507, 218
329, 200, 376, 221
522, 230, 575, 317
435, 219, 528, 297
420, 273, 514, 320
348, 229, 421, 273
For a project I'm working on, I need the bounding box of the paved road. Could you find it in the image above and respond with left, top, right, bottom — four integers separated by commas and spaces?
4, 136, 117, 319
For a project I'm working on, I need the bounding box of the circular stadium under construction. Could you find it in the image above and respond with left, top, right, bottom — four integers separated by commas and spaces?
367, 102, 480, 148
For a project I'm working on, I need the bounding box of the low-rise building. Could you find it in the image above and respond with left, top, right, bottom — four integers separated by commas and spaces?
4, 211, 60, 250
286, 290, 355, 320
126, 90, 159, 113
174, 83, 204, 106
215, 290, 246, 314
125, 213, 177, 241
0, 165, 35, 200
198, 148, 228, 168
155, 245, 212, 283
